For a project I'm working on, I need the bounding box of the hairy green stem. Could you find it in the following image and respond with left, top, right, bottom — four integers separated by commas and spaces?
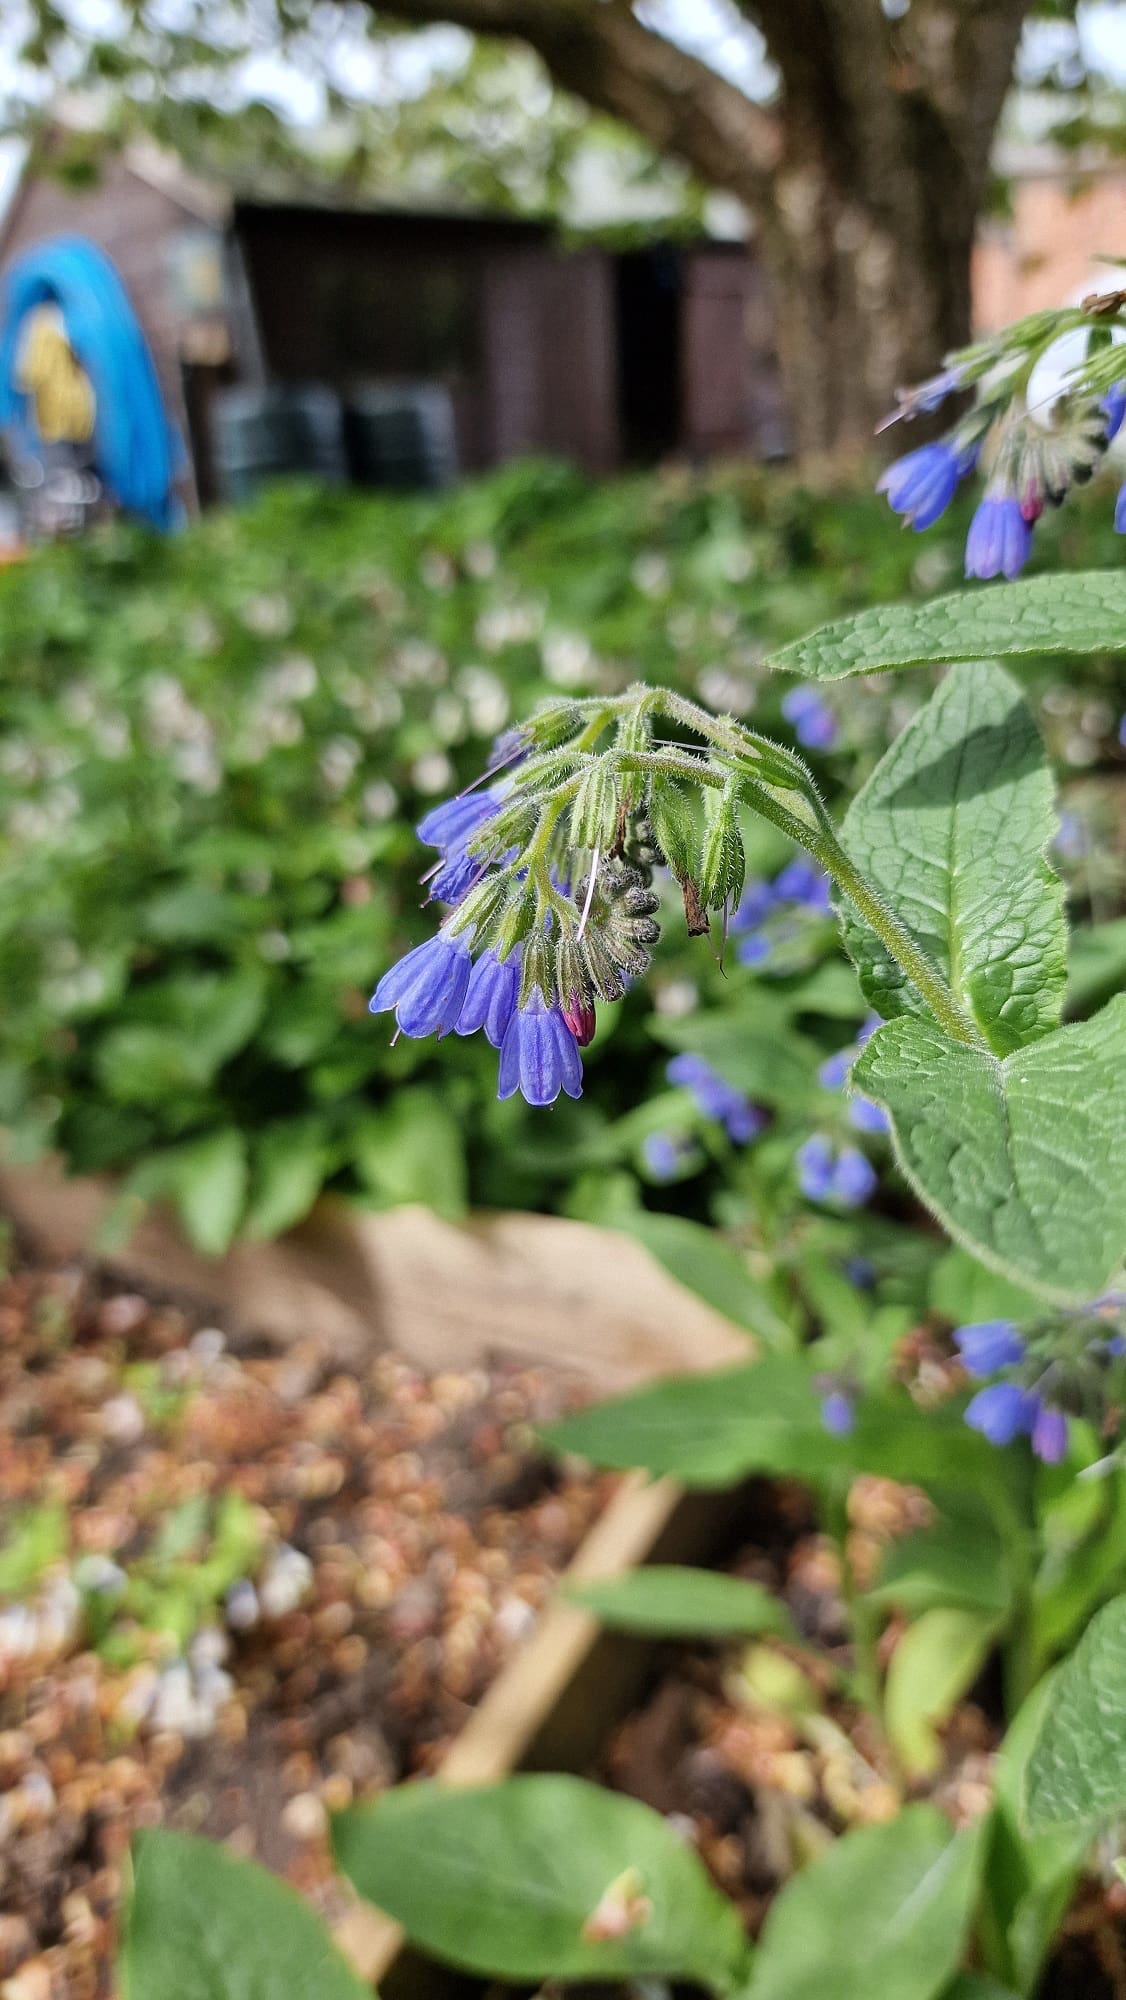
818, 834, 987, 1051
729, 764, 987, 1049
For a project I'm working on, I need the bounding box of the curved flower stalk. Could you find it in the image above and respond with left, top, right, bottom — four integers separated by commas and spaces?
877, 287, 1126, 577
370, 684, 988, 1105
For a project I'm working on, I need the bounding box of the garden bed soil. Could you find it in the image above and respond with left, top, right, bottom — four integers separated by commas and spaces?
593, 1485, 1126, 2000
0, 1233, 621, 1999
6, 1231, 1124, 2000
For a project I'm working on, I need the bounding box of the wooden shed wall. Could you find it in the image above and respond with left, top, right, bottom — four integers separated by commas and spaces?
231, 206, 623, 477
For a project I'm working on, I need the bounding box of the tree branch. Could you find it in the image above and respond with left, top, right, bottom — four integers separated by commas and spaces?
371, 0, 782, 204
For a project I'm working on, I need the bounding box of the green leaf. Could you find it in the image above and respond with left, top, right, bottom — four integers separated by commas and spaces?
0, 1504, 68, 1596
332, 1775, 750, 1991
1030, 1460, 1126, 1666
771, 572, 1126, 680
94, 1025, 215, 1105
120, 1828, 374, 2000
841, 661, 1065, 1054
544, 1357, 1017, 1499
884, 1607, 999, 1779
352, 1087, 467, 1221
941, 1979, 1021, 2000
243, 1119, 332, 1240
1024, 1593, 1126, 1836
613, 1210, 797, 1351
741, 1807, 984, 2000
871, 1497, 1013, 1618
853, 1002, 1126, 1304
566, 1567, 797, 1640
978, 1678, 1086, 1995
927, 1248, 1043, 1331
172, 1130, 249, 1256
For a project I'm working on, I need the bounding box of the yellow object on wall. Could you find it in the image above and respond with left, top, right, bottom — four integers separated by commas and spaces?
16, 305, 96, 444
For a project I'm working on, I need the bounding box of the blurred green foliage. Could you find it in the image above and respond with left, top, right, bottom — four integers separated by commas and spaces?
0, 459, 1123, 1261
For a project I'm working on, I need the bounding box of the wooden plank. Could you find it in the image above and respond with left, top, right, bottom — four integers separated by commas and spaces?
0, 1159, 749, 1389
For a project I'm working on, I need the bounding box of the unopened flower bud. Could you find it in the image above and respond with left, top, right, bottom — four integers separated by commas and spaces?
524, 699, 585, 748
447, 873, 509, 943
648, 781, 700, 882
698, 789, 746, 910
571, 765, 620, 852
519, 930, 555, 1007
561, 993, 597, 1045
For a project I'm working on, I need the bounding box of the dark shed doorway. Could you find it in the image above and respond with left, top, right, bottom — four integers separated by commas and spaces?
614, 246, 683, 463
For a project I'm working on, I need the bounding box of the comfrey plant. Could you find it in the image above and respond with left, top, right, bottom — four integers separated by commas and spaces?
371, 633, 1126, 1321
878, 282, 1126, 577
118, 303, 1126, 2000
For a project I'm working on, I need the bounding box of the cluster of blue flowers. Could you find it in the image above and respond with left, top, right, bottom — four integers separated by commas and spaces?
796, 1134, 878, 1210
877, 357, 1126, 580
641, 1132, 695, 1182
665, 1053, 766, 1145
780, 686, 838, 753
731, 858, 833, 969
819, 1385, 857, 1436
817, 1018, 888, 1135
370, 785, 587, 1107
956, 1320, 1069, 1463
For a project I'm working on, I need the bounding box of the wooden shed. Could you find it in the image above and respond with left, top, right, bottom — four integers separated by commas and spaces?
0, 140, 788, 504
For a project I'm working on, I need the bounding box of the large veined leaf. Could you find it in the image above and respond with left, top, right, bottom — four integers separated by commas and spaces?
543, 1356, 1017, 1499
771, 572, 1126, 680
1023, 1594, 1126, 1836
840, 661, 1065, 1054
566, 1566, 797, 1640
739, 1807, 984, 2000
120, 1829, 373, 2000
332, 1775, 750, 1991
854, 1003, 1126, 1303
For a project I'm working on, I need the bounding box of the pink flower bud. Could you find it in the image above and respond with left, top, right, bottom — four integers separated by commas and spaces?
561, 992, 597, 1046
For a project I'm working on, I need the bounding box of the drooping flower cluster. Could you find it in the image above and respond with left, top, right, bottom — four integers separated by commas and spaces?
877, 295, 1126, 579
369, 677, 858, 1107
369, 707, 670, 1105
955, 1303, 1126, 1466
957, 1321, 1068, 1463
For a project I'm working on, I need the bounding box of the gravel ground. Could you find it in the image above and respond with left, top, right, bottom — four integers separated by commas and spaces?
0, 1232, 615, 1999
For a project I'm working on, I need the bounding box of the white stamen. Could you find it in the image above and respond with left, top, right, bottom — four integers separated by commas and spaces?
576, 846, 601, 941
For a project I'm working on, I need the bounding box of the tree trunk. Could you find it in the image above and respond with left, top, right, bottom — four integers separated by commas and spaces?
761, 163, 976, 460
377, 0, 1031, 463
